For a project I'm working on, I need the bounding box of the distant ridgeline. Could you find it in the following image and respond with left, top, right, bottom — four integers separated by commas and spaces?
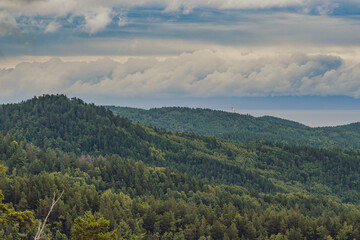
0, 95, 359, 239
107, 106, 360, 149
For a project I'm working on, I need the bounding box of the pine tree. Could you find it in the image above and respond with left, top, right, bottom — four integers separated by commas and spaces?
71, 212, 117, 240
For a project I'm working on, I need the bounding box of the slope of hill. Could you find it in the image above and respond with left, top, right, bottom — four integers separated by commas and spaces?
0, 95, 360, 238
1, 134, 359, 239
0, 95, 277, 192
0, 95, 359, 203
258, 115, 308, 128
107, 106, 360, 149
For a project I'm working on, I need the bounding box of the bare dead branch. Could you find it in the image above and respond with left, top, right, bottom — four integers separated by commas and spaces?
34, 190, 64, 240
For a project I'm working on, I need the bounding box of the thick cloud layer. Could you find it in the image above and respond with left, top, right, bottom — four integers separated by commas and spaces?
1, 50, 360, 100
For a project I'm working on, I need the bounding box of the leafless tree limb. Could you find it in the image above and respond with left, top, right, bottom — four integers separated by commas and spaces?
34, 190, 64, 240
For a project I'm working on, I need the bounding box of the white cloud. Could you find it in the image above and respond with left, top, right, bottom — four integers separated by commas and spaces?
82, 8, 113, 34
1, 50, 360, 99
45, 21, 61, 33
1, 0, 115, 34
117, 13, 128, 27
0, 0, 307, 14
0, 11, 19, 36
0, 0, 355, 35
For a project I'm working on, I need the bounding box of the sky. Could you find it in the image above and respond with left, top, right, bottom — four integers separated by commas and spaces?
1, 0, 360, 126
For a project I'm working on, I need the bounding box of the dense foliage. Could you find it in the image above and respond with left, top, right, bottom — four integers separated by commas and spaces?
1, 134, 360, 239
71, 212, 117, 240
0, 95, 148, 156
0, 163, 34, 238
1, 96, 360, 202
0, 95, 359, 239
107, 106, 360, 149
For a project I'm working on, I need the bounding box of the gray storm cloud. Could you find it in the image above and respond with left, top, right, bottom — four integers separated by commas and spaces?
1, 50, 359, 100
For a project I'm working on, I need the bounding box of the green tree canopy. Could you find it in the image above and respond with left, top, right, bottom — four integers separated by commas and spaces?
0, 162, 34, 230
71, 212, 117, 240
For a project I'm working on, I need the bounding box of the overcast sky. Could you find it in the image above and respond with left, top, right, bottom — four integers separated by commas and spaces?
1, 0, 360, 125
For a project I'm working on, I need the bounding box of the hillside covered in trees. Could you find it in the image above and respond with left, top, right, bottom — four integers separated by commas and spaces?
107, 106, 360, 149
0, 95, 359, 239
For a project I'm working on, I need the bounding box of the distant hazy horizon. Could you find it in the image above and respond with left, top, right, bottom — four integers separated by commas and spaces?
234, 110, 360, 128
108, 107, 360, 128
3, 95, 359, 128
96, 96, 360, 128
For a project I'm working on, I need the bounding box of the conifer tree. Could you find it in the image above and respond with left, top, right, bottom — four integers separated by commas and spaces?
71, 212, 117, 240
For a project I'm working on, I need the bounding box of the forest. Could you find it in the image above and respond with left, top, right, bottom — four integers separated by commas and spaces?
0, 95, 359, 239
107, 106, 360, 149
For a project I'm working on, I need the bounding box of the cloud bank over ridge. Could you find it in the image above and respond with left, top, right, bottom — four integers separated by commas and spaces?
1, 0, 360, 107
1, 50, 360, 100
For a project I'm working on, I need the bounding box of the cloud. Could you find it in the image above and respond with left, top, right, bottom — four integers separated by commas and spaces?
1, 0, 115, 34
4, 9, 360, 59
0, 0, 357, 35
0, 11, 20, 37
1, 50, 360, 100
162, 0, 305, 12
82, 8, 113, 34
1, 0, 354, 15
44, 21, 61, 33
117, 12, 128, 27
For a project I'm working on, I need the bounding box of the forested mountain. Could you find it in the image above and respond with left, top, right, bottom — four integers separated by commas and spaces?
1, 95, 360, 201
107, 106, 360, 149
0, 95, 360, 239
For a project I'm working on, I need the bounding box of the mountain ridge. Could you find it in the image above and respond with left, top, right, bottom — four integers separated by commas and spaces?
1, 94, 360, 239
107, 105, 360, 149
0, 95, 359, 203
